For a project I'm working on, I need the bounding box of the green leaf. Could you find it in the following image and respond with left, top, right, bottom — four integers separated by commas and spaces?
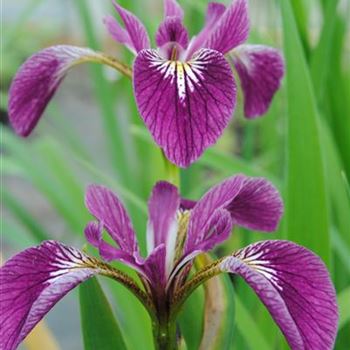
281, 0, 330, 265
234, 295, 270, 350
2, 188, 48, 242
338, 286, 350, 329
196, 255, 235, 350
79, 277, 127, 350
74, 0, 137, 188
310, 0, 339, 102
178, 284, 204, 350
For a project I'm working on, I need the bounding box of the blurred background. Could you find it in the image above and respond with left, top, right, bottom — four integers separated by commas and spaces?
1, 0, 350, 349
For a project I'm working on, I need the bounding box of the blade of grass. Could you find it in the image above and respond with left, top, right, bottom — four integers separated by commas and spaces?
338, 286, 350, 329
234, 295, 270, 350
3, 129, 83, 233
290, 0, 310, 58
310, 0, 339, 103
74, 0, 135, 188
281, 0, 330, 265
2, 188, 48, 242
79, 277, 127, 350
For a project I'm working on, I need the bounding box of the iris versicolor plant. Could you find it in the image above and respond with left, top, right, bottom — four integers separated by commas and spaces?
1, 1, 339, 350
0, 176, 339, 350
8, 0, 284, 167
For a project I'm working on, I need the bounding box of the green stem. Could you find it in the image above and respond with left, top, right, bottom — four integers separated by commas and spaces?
153, 318, 177, 350
162, 152, 180, 187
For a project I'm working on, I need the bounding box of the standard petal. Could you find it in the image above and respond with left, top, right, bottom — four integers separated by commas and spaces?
156, 16, 189, 49
204, 0, 249, 55
84, 221, 103, 247
85, 184, 139, 256
220, 240, 338, 350
8, 45, 101, 136
226, 176, 283, 231
147, 181, 180, 251
231, 45, 284, 118
205, 2, 227, 23
164, 0, 184, 19
0, 241, 99, 350
112, 1, 150, 53
147, 181, 180, 278
185, 2, 226, 58
185, 175, 246, 253
143, 244, 167, 289
103, 15, 137, 54
133, 48, 236, 167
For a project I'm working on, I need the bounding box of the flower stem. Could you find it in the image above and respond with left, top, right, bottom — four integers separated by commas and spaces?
153, 318, 177, 350
162, 152, 180, 187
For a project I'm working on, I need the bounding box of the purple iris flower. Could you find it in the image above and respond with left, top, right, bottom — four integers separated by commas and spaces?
0, 175, 338, 350
8, 0, 284, 167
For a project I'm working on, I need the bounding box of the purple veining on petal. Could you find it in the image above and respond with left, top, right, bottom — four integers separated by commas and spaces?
147, 181, 180, 251
112, 1, 150, 53
144, 244, 167, 288
103, 15, 137, 54
147, 181, 180, 279
185, 175, 245, 253
204, 0, 249, 55
186, 2, 226, 58
156, 16, 189, 50
8, 45, 97, 136
231, 44, 284, 118
133, 48, 236, 167
84, 221, 103, 247
0, 241, 98, 350
220, 240, 338, 350
226, 176, 283, 231
206, 2, 227, 23
164, 0, 184, 20
85, 184, 139, 256
194, 209, 232, 252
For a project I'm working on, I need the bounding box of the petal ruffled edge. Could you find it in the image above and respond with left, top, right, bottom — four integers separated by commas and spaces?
220, 240, 338, 350
231, 44, 284, 118
0, 241, 99, 350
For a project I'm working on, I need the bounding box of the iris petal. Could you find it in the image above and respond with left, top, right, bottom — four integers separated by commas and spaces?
185, 175, 283, 255
226, 176, 283, 231
133, 48, 236, 167
0, 241, 100, 350
186, 2, 226, 58
164, 0, 184, 19
111, 1, 150, 53
185, 175, 246, 254
156, 16, 189, 49
85, 184, 139, 257
204, 0, 249, 55
220, 240, 338, 350
231, 44, 284, 118
103, 15, 137, 54
8, 45, 100, 136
